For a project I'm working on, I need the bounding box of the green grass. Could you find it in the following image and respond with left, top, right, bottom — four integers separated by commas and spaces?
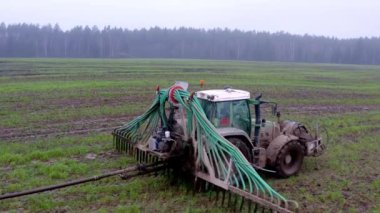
0, 58, 379, 212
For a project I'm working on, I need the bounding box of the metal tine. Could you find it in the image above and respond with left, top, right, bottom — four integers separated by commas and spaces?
119, 137, 122, 152
221, 190, 226, 206
208, 184, 213, 201
197, 179, 202, 192
165, 165, 168, 177
262, 207, 268, 213
193, 178, 199, 196
201, 180, 206, 192
227, 192, 231, 207
215, 187, 220, 204
248, 201, 252, 213
254, 203, 258, 213
115, 135, 118, 151
127, 142, 130, 154
233, 194, 238, 212
239, 197, 245, 212
120, 137, 123, 152
120, 137, 122, 151
115, 136, 119, 151
197, 179, 203, 193
129, 143, 133, 155
203, 180, 208, 192
200, 180, 206, 192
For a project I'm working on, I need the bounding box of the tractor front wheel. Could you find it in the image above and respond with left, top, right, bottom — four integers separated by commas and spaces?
228, 137, 253, 163
275, 141, 304, 178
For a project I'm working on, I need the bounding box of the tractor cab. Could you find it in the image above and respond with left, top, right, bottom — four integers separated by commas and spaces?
196, 88, 253, 138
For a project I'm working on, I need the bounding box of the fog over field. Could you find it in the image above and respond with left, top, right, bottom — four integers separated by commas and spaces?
1, 0, 379, 38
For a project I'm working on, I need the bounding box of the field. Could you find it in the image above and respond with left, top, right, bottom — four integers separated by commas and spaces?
0, 58, 379, 212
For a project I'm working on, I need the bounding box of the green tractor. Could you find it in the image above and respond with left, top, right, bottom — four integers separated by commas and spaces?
195, 87, 325, 177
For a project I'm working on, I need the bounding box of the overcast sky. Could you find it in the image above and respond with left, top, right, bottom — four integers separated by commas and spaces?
0, 0, 378, 38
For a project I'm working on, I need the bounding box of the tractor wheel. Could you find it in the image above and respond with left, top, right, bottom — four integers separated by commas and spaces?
275, 141, 304, 178
228, 137, 253, 163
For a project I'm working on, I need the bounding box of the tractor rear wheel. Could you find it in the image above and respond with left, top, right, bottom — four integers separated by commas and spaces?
275, 141, 304, 178
228, 137, 253, 163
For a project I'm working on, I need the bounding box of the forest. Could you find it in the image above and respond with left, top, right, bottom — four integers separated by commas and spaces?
0, 23, 379, 64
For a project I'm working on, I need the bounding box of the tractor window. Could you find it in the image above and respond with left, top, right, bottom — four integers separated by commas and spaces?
215, 102, 231, 127
231, 100, 251, 135
214, 100, 251, 135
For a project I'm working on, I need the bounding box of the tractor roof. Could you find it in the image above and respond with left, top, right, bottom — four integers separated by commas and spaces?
196, 88, 250, 102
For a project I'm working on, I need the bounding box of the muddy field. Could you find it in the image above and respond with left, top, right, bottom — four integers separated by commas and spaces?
0, 59, 379, 212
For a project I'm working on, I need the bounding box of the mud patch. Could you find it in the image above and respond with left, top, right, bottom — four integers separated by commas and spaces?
283, 105, 380, 115
0, 115, 135, 141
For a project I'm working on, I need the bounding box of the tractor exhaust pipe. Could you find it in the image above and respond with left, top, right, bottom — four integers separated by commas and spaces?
253, 94, 262, 147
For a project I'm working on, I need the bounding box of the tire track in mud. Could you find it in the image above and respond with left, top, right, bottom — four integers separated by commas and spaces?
282, 105, 380, 115
1, 105, 379, 141
0, 115, 135, 141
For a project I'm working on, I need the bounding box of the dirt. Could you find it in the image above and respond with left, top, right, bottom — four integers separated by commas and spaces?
268, 88, 378, 100
3, 93, 151, 113
283, 104, 380, 115
2, 103, 379, 141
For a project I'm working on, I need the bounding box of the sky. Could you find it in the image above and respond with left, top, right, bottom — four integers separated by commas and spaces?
0, 0, 379, 38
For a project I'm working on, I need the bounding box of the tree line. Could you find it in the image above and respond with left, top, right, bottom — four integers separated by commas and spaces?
0, 23, 379, 64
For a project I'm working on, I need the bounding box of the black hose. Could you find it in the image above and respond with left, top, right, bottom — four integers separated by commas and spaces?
0, 162, 165, 200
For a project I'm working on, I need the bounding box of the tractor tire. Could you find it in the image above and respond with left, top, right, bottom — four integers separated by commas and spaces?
275, 141, 304, 178
228, 137, 253, 163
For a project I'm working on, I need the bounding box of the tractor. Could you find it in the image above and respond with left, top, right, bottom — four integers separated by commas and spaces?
141, 82, 325, 177
194, 87, 325, 177
112, 81, 326, 212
